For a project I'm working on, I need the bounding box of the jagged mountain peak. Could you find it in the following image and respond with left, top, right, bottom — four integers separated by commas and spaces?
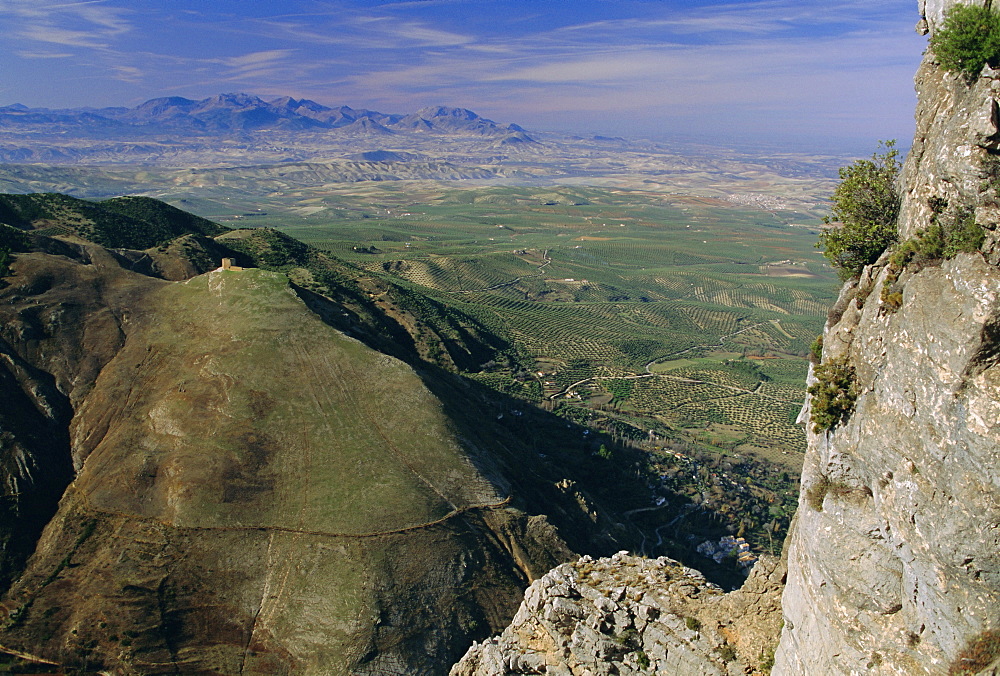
194, 92, 268, 109
414, 105, 484, 121
0, 94, 527, 143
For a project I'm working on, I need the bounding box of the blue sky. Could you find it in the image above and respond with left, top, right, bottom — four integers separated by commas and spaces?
0, 0, 925, 150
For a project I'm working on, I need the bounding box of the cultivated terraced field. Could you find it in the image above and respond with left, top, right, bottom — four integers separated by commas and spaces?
256, 184, 838, 469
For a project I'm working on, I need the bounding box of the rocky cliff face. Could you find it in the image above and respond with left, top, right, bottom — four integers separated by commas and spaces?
451, 551, 785, 676
775, 1, 1000, 673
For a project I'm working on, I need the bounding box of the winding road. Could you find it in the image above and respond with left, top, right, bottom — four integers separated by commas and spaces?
548, 320, 801, 405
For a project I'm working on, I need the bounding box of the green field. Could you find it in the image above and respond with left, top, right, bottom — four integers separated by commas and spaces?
0, 182, 838, 565
246, 184, 837, 472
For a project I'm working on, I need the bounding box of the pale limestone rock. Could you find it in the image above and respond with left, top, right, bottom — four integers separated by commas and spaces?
451, 553, 785, 676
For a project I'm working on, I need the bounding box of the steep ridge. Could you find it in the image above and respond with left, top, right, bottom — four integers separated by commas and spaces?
0, 268, 550, 673
0, 196, 663, 672
774, 2, 1000, 673
0, 234, 170, 591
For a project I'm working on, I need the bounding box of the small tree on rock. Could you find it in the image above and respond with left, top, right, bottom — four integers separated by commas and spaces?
930, 4, 1000, 82
818, 140, 901, 279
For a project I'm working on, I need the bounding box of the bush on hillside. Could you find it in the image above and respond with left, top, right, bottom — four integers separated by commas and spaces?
808, 357, 857, 433
0, 224, 29, 278
891, 210, 984, 270
879, 197, 985, 314
0, 223, 29, 252
818, 141, 900, 279
930, 4, 1000, 82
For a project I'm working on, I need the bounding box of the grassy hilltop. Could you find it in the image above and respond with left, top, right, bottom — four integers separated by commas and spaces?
1, 267, 524, 672
0, 193, 707, 672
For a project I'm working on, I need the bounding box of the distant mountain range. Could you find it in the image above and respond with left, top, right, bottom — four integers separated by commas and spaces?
0, 93, 533, 140
0, 94, 539, 166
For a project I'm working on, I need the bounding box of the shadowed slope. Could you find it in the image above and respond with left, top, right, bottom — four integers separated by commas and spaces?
0, 268, 562, 674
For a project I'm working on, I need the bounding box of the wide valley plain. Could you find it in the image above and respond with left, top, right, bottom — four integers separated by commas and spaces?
0, 128, 845, 557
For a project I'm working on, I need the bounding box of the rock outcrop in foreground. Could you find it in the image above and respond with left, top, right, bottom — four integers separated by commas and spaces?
452, 552, 784, 676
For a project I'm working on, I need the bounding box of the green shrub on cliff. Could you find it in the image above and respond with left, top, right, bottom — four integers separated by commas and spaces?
808, 357, 857, 433
818, 141, 900, 279
930, 4, 1000, 82
892, 210, 984, 270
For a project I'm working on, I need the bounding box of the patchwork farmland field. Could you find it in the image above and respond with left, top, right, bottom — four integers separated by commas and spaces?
257, 184, 838, 472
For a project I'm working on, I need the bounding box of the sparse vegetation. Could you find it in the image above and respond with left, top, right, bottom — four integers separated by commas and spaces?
891, 209, 984, 270
930, 4, 1000, 82
949, 629, 1000, 675
635, 649, 650, 669
716, 643, 737, 662
880, 269, 904, 312
0, 223, 28, 278
0, 246, 10, 277
807, 357, 857, 433
818, 141, 900, 279
99, 195, 227, 240
805, 475, 831, 511
760, 645, 776, 673
880, 200, 985, 313
685, 616, 702, 632
809, 335, 823, 364
0, 193, 227, 249
805, 474, 871, 511
615, 628, 638, 646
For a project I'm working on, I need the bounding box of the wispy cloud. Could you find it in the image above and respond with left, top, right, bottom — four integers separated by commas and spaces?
18, 50, 73, 58
112, 64, 142, 82
221, 49, 297, 75
19, 24, 110, 48
243, 12, 473, 50
0, 0, 923, 146
0, 0, 132, 49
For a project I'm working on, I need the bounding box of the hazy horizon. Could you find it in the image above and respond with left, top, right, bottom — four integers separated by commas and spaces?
1, 0, 925, 154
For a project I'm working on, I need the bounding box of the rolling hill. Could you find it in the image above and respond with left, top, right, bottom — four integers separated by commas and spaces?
0, 194, 667, 672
